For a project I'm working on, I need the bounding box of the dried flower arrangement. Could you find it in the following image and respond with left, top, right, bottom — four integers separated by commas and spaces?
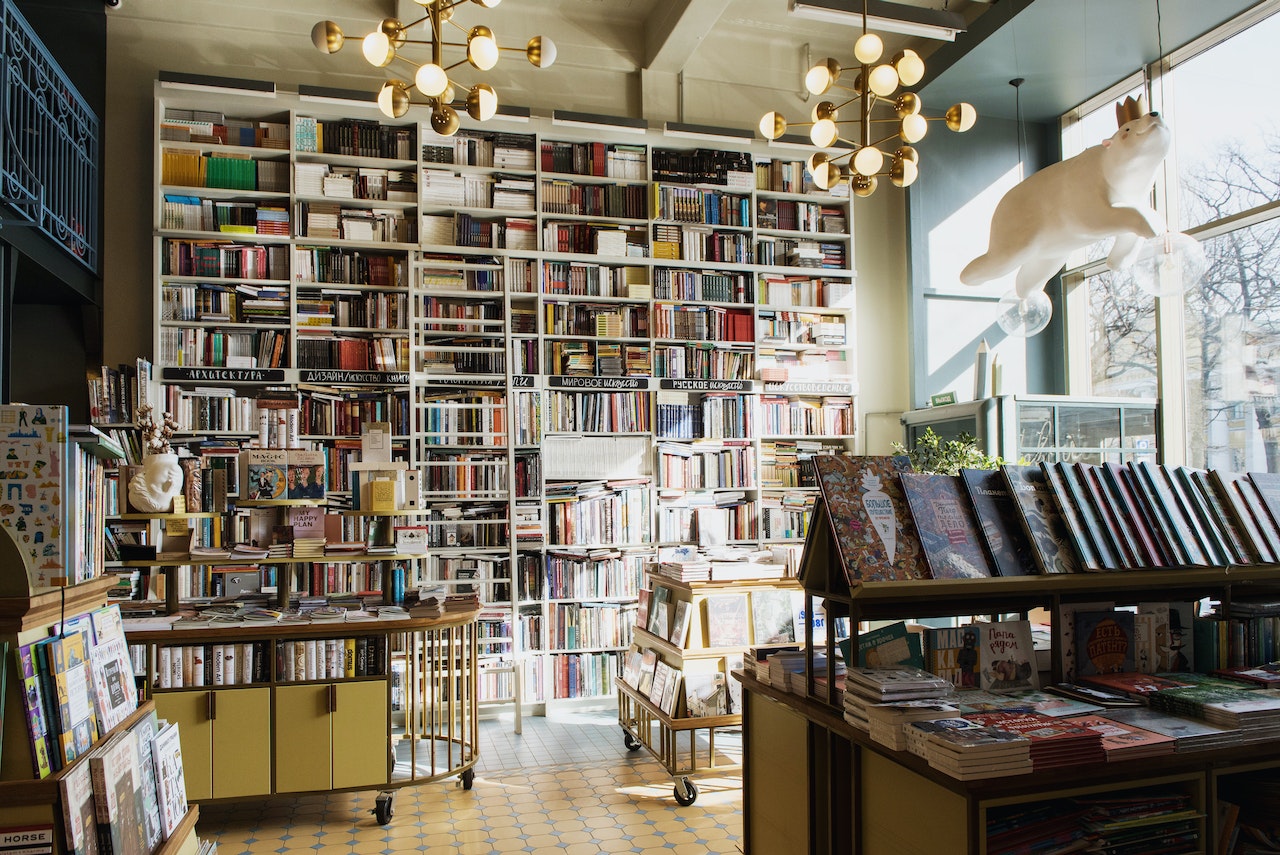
136, 403, 180, 454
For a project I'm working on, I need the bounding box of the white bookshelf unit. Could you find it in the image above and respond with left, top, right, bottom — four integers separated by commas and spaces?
149, 73, 858, 727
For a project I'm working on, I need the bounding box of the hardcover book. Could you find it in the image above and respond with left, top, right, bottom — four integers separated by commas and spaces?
89, 731, 145, 855
15, 642, 56, 778
683, 669, 728, 717
244, 448, 287, 500
48, 630, 99, 767
703, 593, 750, 648
1222, 470, 1280, 560
1074, 610, 1136, 676
1001, 465, 1081, 575
1133, 461, 1207, 566
1137, 602, 1195, 673
636, 649, 658, 696
669, 600, 692, 648
926, 626, 982, 690
809, 455, 928, 583
286, 448, 326, 499
1039, 461, 1109, 570
1182, 468, 1250, 564
1068, 714, 1176, 758
1077, 463, 1143, 568
1166, 466, 1231, 565
1102, 463, 1172, 567
853, 620, 925, 670
959, 468, 1039, 577
58, 761, 99, 855
979, 620, 1039, 692
1203, 470, 1272, 563
129, 713, 164, 851
899, 473, 992, 579
750, 589, 796, 645
151, 721, 188, 838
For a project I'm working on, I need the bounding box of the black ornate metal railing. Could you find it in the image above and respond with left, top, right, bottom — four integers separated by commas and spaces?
0, 0, 99, 271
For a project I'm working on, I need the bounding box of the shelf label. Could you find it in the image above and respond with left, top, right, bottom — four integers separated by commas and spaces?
424, 376, 506, 388
299, 370, 409, 384
659, 379, 752, 392
162, 367, 286, 382
548, 376, 648, 390
512, 375, 536, 388
763, 381, 851, 395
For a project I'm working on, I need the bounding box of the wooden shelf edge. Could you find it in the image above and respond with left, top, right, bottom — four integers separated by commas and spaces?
157, 806, 200, 854
617, 679, 739, 731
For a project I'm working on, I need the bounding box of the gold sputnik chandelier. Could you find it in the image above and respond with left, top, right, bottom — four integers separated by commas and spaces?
311, 0, 556, 136
758, 0, 975, 196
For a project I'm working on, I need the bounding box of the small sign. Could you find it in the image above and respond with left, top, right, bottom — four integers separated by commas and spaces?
164, 516, 192, 537
0, 825, 54, 854
548, 376, 647, 390
659, 379, 752, 392
162, 367, 286, 382
930, 391, 958, 407
299, 369, 409, 384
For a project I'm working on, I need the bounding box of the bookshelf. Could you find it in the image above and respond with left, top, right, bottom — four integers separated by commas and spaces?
149, 75, 859, 724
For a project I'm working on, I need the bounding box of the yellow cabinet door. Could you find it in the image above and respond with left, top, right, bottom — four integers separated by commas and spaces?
211, 687, 272, 799
274, 684, 332, 793
332, 681, 389, 790
154, 691, 213, 802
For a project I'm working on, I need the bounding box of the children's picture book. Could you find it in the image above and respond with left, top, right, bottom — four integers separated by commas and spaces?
1074, 610, 1136, 676
1001, 464, 1081, 574
244, 449, 287, 500
900, 473, 992, 579
48, 630, 99, 767
750, 589, 796, 645
703, 593, 750, 648
286, 448, 326, 499
620, 645, 643, 688
90, 730, 146, 855
130, 713, 164, 851
927, 625, 982, 690
852, 621, 924, 670
1137, 602, 1195, 673
979, 620, 1039, 693
959, 468, 1039, 577
152, 721, 188, 838
810, 455, 928, 584
58, 760, 99, 855
1039, 461, 1107, 570
1056, 600, 1115, 683
0, 404, 73, 588
669, 600, 692, 648
15, 641, 55, 778
636, 649, 658, 696
683, 669, 729, 717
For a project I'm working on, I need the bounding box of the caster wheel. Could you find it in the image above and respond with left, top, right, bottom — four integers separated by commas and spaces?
460, 767, 475, 790
623, 731, 642, 751
673, 778, 698, 806
372, 791, 394, 825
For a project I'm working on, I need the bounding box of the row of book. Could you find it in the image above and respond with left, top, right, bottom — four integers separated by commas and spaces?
541, 180, 647, 219
651, 224, 754, 265
422, 131, 535, 169
150, 636, 387, 688
539, 140, 647, 179
808, 456, 1280, 585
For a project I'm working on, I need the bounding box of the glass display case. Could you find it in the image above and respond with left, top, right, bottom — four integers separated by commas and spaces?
900, 395, 1158, 464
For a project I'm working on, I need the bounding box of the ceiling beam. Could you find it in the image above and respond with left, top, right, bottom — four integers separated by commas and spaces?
644, 0, 731, 74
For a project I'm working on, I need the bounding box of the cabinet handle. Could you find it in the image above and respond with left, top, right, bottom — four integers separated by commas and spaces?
207, 690, 216, 721
329, 683, 337, 713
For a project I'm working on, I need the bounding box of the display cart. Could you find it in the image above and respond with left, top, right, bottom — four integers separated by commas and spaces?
617, 679, 742, 806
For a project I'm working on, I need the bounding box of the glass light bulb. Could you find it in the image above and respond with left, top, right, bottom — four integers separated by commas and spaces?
759, 111, 786, 140
868, 64, 899, 97
467, 83, 498, 121
895, 92, 922, 118
415, 63, 449, 97
473, 0, 502, 7
805, 59, 840, 95
377, 81, 410, 119
812, 161, 841, 191
900, 113, 928, 144
810, 119, 838, 148
894, 50, 925, 87
362, 31, 394, 67
807, 151, 829, 172
527, 35, 556, 68
853, 146, 883, 177
811, 101, 838, 123
946, 102, 978, 132
890, 155, 918, 188
467, 29, 499, 70
997, 289, 1053, 337
1130, 232, 1208, 298
854, 33, 883, 64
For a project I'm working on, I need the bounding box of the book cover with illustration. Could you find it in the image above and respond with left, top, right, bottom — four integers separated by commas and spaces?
1001, 464, 1082, 575
244, 448, 287, 500
979, 620, 1039, 693
750, 589, 796, 645
0, 403, 73, 588
960, 468, 1039, 577
152, 722, 188, 838
286, 448, 326, 499
927, 625, 982, 690
1137, 602, 1195, 673
48, 629, 98, 766
1039, 461, 1109, 570
852, 620, 924, 670
683, 669, 728, 717
1074, 610, 1136, 676
59, 760, 99, 855
129, 713, 164, 851
15, 641, 55, 778
810, 455, 927, 584
703, 593, 750, 648
900, 473, 992, 579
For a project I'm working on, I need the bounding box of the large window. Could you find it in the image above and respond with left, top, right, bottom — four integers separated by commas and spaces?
1064, 2, 1280, 469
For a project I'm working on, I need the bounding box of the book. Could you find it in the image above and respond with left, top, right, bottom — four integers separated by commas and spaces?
979, 620, 1039, 692
1001, 464, 1081, 574
129, 713, 164, 851
636, 649, 658, 696
89, 731, 145, 855
58, 761, 99, 855
1039, 461, 1110, 570
1067, 714, 1177, 759
703, 593, 750, 648
750, 589, 796, 645
286, 448, 326, 499
683, 669, 728, 717
959, 468, 1039, 577
14, 642, 55, 778
151, 722, 188, 838
926, 626, 982, 690
646, 585, 671, 637
809, 455, 928, 583
899, 473, 992, 579
1137, 602, 1195, 673
47, 630, 99, 767
852, 621, 925, 670
1074, 610, 1136, 676
669, 600, 692, 648
1134, 461, 1208, 566
87, 606, 138, 734
244, 448, 287, 500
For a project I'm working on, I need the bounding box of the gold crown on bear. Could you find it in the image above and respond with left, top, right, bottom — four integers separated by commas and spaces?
1115, 94, 1148, 127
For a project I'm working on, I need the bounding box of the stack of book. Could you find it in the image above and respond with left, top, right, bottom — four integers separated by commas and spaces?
863, 699, 962, 750
1068, 715, 1176, 761
291, 536, 326, 559
842, 667, 954, 735
1148, 683, 1280, 741
964, 711, 1106, 770
904, 718, 1033, 780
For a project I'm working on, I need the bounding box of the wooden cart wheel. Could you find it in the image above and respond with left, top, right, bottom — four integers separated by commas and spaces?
673, 778, 698, 806
373, 791, 395, 825
460, 767, 475, 790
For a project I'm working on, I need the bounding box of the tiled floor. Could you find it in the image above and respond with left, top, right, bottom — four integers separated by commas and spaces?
196, 710, 744, 854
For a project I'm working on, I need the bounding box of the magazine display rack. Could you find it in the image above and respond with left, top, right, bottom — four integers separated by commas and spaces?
617, 572, 796, 805
0, 567, 201, 854
128, 608, 479, 824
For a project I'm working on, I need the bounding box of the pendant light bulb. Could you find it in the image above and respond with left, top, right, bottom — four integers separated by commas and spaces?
854, 32, 883, 64
946, 102, 978, 133
466, 83, 498, 121
868, 64, 899, 98
467, 26, 499, 70
853, 146, 883, 177
805, 59, 841, 96
760, 111, 787, 140
893, 50, 925, 87
415, 63, 449, 97
810, 119, 838, 148
527, 35, 557, 68
377, 80, 411, 119
900, 113, 928, 144
362, 31, 395, 67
